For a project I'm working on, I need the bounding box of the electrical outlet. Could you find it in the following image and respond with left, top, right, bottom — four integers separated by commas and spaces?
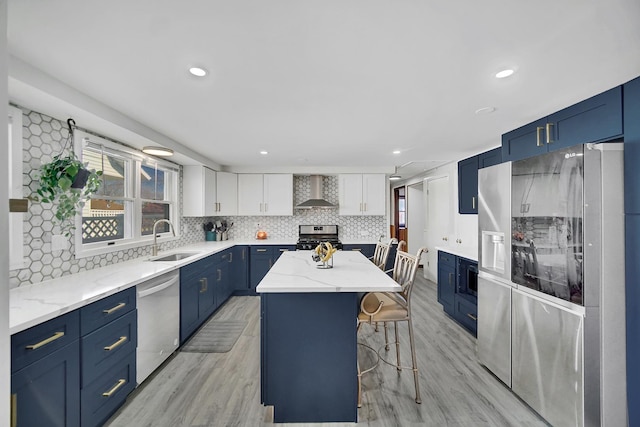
255, 222, 261, 229
51, 234, 68, 251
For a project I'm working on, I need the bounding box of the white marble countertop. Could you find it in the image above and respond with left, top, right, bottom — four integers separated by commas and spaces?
10, 238, 386, 335
256, 250, 401, 293
435, 245, 478, 262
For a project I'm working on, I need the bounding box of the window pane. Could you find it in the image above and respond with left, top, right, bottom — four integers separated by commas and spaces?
83, 148, 126, 197
142, 202, 170, 236
399, 212, 406, 228
140, 165, 166, 201
398, 199, 406, 211
82, 198, 126, 243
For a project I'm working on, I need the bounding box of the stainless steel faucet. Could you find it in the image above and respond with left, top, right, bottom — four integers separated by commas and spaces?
152, 219, 176, 256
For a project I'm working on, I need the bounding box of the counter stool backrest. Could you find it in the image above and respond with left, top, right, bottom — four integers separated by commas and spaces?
391, 247, 426, 303
370, 241, 391, 270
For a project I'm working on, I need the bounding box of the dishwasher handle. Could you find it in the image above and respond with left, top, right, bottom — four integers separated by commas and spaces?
137, 274, 180, 298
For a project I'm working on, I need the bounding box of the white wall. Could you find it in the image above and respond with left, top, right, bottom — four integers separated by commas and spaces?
2, 0, 12, 423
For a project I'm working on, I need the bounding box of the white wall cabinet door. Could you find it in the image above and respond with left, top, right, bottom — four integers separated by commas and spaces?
216, 171, 238, 216
183, 166, 217, 217
263, 174, 293, 216
339, 174, 385, 216
237, 174, 264, 216
362, 174, 386, 215
238, 173, 293, 216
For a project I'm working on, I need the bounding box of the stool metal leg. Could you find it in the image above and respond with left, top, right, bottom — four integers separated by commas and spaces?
383, 322, 390, 351
407, 317, 421, 404
394, 321, 402, 371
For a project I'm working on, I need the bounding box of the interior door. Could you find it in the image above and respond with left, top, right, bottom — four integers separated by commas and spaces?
424, 175, 450, 281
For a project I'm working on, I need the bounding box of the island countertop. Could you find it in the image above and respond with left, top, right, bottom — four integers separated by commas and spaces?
256, 249, 401, 293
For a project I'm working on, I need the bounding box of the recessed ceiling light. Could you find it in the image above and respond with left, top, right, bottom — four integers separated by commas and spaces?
495, 69, 515, 79
189, 67, 208, 77
260, 150, 268, 155
142, 146, 174, 156
393, 150, 401, 155
475, 106, 496, 115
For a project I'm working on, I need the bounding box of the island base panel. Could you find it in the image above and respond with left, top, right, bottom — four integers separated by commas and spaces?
261, 292, 358, 423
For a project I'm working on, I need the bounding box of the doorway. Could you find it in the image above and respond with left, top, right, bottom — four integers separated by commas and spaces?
424, 175, 450, 281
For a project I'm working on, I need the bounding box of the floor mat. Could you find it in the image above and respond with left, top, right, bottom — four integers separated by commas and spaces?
181, 320, 247, 353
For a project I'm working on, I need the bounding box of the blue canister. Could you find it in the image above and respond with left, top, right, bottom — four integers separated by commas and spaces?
206, 231, 215, 241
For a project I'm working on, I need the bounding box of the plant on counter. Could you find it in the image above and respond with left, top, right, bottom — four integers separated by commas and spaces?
30, 119, 103, 236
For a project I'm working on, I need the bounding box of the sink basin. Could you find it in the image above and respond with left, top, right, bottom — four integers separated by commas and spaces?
150, 252, 198, 262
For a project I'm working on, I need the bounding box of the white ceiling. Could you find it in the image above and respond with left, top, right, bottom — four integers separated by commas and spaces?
7, 0, 640, 180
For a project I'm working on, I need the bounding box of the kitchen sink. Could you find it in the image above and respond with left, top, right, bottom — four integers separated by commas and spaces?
150, 252, 198, 262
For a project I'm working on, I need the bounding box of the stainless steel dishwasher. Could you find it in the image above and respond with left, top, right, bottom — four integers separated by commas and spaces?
136, 270, 180, 384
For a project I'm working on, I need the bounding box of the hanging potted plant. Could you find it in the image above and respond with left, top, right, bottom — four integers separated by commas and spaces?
31, 119, 103, 236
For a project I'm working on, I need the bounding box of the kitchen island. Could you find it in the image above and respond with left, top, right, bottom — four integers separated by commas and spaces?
257, 250, 400, 423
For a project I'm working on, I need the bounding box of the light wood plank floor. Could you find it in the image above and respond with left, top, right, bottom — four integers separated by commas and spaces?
105, 271, 548, 427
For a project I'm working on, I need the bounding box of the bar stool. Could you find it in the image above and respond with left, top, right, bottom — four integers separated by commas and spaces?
357, 247, 427, 407
368, 239, 393, 270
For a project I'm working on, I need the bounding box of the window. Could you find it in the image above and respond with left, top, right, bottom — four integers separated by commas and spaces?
8, 105, 25, 269
74, 130, 178, 258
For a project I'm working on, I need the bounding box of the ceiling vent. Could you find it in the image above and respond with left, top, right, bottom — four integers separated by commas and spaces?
295, 175, 337, 209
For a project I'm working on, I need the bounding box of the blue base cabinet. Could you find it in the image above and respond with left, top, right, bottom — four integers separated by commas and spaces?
180, 256, 217, 344
502, 86, 622, 162
11, 315, 81, 427
80, 287, 137, 427
249, 245, 296, 293
437, 250, 477, 336
232, 245, 249, 293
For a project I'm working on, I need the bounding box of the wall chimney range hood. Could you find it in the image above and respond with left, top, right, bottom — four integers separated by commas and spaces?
295, 175, 337, 209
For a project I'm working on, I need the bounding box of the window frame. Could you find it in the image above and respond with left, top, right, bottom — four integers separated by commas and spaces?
74, 130, 179, 259
8, 105, 26, 269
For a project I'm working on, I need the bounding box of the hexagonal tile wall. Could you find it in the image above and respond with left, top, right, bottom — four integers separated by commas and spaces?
10, 106, 386, 289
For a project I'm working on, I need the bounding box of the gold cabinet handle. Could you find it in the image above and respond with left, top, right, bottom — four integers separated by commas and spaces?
546, 123, 554, 144
351, 248, 361, 251
467, 313, 477, 321
264, 203, 268, 212
11, 393, 17, 427
199, 278, 207, 293
217, 269, 222, 281
448, 272, 454, 285
279, 248, 288, 252
256, 249, 268, 253
536, 126, 544, 147
103, 302, 126, 315
104, 336, 127, 351
363, 202, 367, 212
472, 196, 476, 209
25, 331, 65, 350
102, 379, 126, 397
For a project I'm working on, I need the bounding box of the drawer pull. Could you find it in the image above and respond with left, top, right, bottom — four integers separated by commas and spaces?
546, 123, 554, 144
351, 248, 362, 251
200, 278, 208, 293
102, 379, 126, 397
256, 249, 268, 253
279, 248, 289, 252
10, 393, 17, 427
103, 302, 126, 315
104, 336, 128, 351
536, 126, 544, 147
467, 313, 477, 321
25, 331, 65, 350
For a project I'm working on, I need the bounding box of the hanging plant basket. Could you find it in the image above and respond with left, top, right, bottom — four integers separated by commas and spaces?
30, 119, 103, 236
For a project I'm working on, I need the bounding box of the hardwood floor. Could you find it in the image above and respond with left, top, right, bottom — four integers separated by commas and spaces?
105, 271, 548, 427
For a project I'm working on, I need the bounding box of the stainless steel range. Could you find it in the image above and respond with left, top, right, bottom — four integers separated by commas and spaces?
296, 225, 342, 250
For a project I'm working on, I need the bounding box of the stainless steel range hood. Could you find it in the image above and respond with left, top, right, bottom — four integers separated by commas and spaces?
295, 175, 337, 209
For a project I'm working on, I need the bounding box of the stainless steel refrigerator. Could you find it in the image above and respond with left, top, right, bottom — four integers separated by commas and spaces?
477, 143, 627, 427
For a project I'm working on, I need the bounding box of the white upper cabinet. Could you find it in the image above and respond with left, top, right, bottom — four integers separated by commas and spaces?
338, 174, 386, 216
237, 173, 293, 216
215, 171, 238, 216
182, 166, 237, 217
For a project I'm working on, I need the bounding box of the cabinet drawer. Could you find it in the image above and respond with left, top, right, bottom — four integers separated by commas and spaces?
454, 295, 478, 336
438, 251, 456, 268
80, 287, 136, 335
81, 351, 136, 427
81, 310, 137, 387
251, 245, 273, 255
181, 255, 215, 281
11, 310, 80, 373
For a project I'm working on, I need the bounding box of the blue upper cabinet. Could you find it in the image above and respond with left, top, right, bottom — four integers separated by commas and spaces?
458, 155, 479, 214
478, 147, 502, 169
624, 77, 640, 214
502, 86, 623, 162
